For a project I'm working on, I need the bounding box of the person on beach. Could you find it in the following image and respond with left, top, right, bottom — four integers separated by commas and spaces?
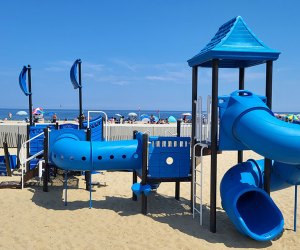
52, 113, 57, 123
150, 114, 155, 124
8, 112, 12, 120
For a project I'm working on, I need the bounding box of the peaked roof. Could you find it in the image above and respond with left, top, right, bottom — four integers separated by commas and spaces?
188, 16, 280, 68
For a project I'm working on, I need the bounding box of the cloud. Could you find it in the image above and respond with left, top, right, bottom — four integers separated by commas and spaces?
110, 59, 137, 72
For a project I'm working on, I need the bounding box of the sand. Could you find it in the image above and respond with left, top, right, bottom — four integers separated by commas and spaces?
0, 149, 299, 250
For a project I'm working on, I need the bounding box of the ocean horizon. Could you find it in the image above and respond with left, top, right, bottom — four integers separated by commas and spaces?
0, 108, 192, 121
1, 108, 298, 122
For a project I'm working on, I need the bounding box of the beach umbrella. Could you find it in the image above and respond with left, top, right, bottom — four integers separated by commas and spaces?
153, 116, 159, 122
16, 110, 27, 116
140, 114, 150, 120
181, 112, 192, 116
287, 114, 299, 121
142, 118, 150, 123
168, 116, 177, 123
128, 112, 137, 117
115, 114, 122, 117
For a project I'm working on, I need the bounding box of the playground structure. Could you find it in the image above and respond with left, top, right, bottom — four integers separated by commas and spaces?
13, 59, 192, 214
188, 16, 299, 241
1, 15, 299, 243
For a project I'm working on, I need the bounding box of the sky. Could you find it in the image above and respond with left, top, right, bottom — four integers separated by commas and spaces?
0, 0, 300, 112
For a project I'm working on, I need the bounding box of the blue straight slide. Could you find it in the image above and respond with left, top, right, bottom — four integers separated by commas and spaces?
219, 90, 300, 241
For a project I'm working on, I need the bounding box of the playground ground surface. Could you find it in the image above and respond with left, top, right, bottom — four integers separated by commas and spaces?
0, 148, 299, 250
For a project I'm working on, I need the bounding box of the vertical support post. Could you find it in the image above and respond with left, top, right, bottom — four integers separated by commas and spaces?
294, 185, 298, 232
27, 65, 33, 126
78, 60, 83, 129
238, 67, 245, 163
175, 120, 181, 200
190, 66, 198, 209
141, 133, 149, 215
85, 128, 92, 191
43, 128, 49, 192
264, 60, 273, 195
132, 130, 138, 201
3, 141, 12, 176
64, 171, 68, 206
210, 59, 219, 233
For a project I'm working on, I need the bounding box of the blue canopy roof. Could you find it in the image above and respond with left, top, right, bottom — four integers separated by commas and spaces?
188, 16, 280, 68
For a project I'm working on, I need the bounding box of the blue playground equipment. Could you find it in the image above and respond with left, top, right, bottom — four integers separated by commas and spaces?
31, 59, 191, 212
188, 16, 298, 241
219, 90, 300, 241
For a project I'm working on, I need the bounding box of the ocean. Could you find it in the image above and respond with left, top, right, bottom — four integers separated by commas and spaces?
0, 108, 191, 122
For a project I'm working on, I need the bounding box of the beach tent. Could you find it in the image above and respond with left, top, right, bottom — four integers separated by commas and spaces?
168, 116, 177, 123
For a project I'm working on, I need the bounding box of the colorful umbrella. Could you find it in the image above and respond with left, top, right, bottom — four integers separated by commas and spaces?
33, 107, 44, 115
16, 110, 28, 115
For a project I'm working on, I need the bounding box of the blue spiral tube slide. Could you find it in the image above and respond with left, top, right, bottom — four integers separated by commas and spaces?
219, 90, 300, 241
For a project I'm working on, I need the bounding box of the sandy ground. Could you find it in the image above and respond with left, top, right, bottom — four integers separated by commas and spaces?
0, 149, 299, 250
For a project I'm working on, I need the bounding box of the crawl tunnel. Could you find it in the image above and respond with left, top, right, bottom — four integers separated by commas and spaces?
49, 129, 142, 171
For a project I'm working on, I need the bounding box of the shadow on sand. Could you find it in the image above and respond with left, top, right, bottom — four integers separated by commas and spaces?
29, 180, 276, 249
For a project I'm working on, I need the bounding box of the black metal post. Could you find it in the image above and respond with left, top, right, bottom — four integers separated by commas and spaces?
175, 119, 181, 200
210, 59, 219, 233
27, 65, 33, 126
78, 60, 83, 129
238, 67, 245, 163
190, 66, 198, 209
85, 128, 92, 191
3, 141, 12, 176
43, 128, 49, 192
141, 133, 149, 215
264, 60, 273, 195
132, 130, 138, 201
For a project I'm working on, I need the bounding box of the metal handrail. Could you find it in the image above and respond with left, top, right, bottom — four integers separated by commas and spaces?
20, 131, 44, 189
87, 111, 108, 141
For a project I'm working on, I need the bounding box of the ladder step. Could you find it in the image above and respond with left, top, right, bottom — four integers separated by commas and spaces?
195, 182, 202, 187
193, 195, 202, 200
194, 169, 202, 173
193, 207, 201, 214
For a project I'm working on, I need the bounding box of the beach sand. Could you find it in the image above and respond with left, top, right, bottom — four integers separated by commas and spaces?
0, 149, 299, 250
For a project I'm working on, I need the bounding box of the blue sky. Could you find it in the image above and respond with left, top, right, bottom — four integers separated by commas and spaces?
0, 0, 299, 111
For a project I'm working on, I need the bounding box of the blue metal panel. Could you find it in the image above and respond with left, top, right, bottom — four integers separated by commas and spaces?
82, 116, 103, 141
59, 123, 79, 129
29, 124, 56, 155
148, 136, 190, 179
188, 16, 280, 68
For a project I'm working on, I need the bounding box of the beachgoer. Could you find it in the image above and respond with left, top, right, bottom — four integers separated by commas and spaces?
8, 112, 12, 120
52, 113, 57, 123
150, 114, 155, 124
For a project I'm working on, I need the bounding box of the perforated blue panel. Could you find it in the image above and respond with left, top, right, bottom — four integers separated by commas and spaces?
148, 136, 190, 178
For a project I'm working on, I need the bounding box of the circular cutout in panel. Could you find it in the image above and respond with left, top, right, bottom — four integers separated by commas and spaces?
166, 157, 173, 165
82, 156, 86, 161
133, 153, 139, 159
98, 156, 102, 160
